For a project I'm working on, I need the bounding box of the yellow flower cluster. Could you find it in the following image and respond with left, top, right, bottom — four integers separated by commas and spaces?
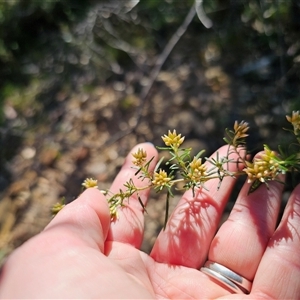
51, 200, 65, 216
187, 157, 207, 182
162, 130, 185, 148
286, 111, 300, 135
152, 169, 171, 187
82, 178, 98, 189
234, 120, 249, 139
132, 148, 147, 166
243, 146, 280, 183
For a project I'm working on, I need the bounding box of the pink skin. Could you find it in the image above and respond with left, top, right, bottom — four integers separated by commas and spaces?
0, 143, 299, 299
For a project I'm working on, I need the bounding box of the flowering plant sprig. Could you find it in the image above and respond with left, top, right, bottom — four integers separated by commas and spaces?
52, 111, 300, 228
103, 150, 156, 219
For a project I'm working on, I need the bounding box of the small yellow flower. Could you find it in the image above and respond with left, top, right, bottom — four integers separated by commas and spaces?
152, 169, 171, 187
187, 157, 207, 181
286, 111, 300, 134
234, 120, 249, 139
161, 130, 185, 148
109, 204, 118, 220
132, 148, 147, 166
243, 146, 280, 183
51, 202, 65, 216
82, 178, 98, 189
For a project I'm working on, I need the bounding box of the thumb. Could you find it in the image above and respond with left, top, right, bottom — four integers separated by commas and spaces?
45, 188, 111, 252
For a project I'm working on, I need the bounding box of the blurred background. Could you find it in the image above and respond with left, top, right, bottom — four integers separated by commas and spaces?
0, 0, 300, 263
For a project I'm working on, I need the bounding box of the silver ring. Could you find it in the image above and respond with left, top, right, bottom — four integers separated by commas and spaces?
200, 261, 252, 294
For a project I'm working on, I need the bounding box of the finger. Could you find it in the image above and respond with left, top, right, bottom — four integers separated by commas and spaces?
107, 143, 158, 248
251, 183, 300, 299
208, 171, 285, 281
151, 145, 245, 268
44, 188, 111, 252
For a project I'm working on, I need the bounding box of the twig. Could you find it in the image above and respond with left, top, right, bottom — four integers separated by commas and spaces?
195, 0, 213, 29
101, 3, 197, 148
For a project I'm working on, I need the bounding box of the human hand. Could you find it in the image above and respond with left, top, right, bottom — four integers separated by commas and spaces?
0, 143, 299, 299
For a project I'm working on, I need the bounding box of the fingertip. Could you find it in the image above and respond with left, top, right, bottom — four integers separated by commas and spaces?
78, 188, 111, 226
73, 188, 111, 233
46, 188, 111, 249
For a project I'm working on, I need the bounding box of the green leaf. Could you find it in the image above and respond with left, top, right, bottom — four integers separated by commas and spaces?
195, 149, 205, 159
138, 195, 147, 214
163, 191, 170, 230
154, 156, 165, 173
248, 179, 263, 194
156, 146, 172, 150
